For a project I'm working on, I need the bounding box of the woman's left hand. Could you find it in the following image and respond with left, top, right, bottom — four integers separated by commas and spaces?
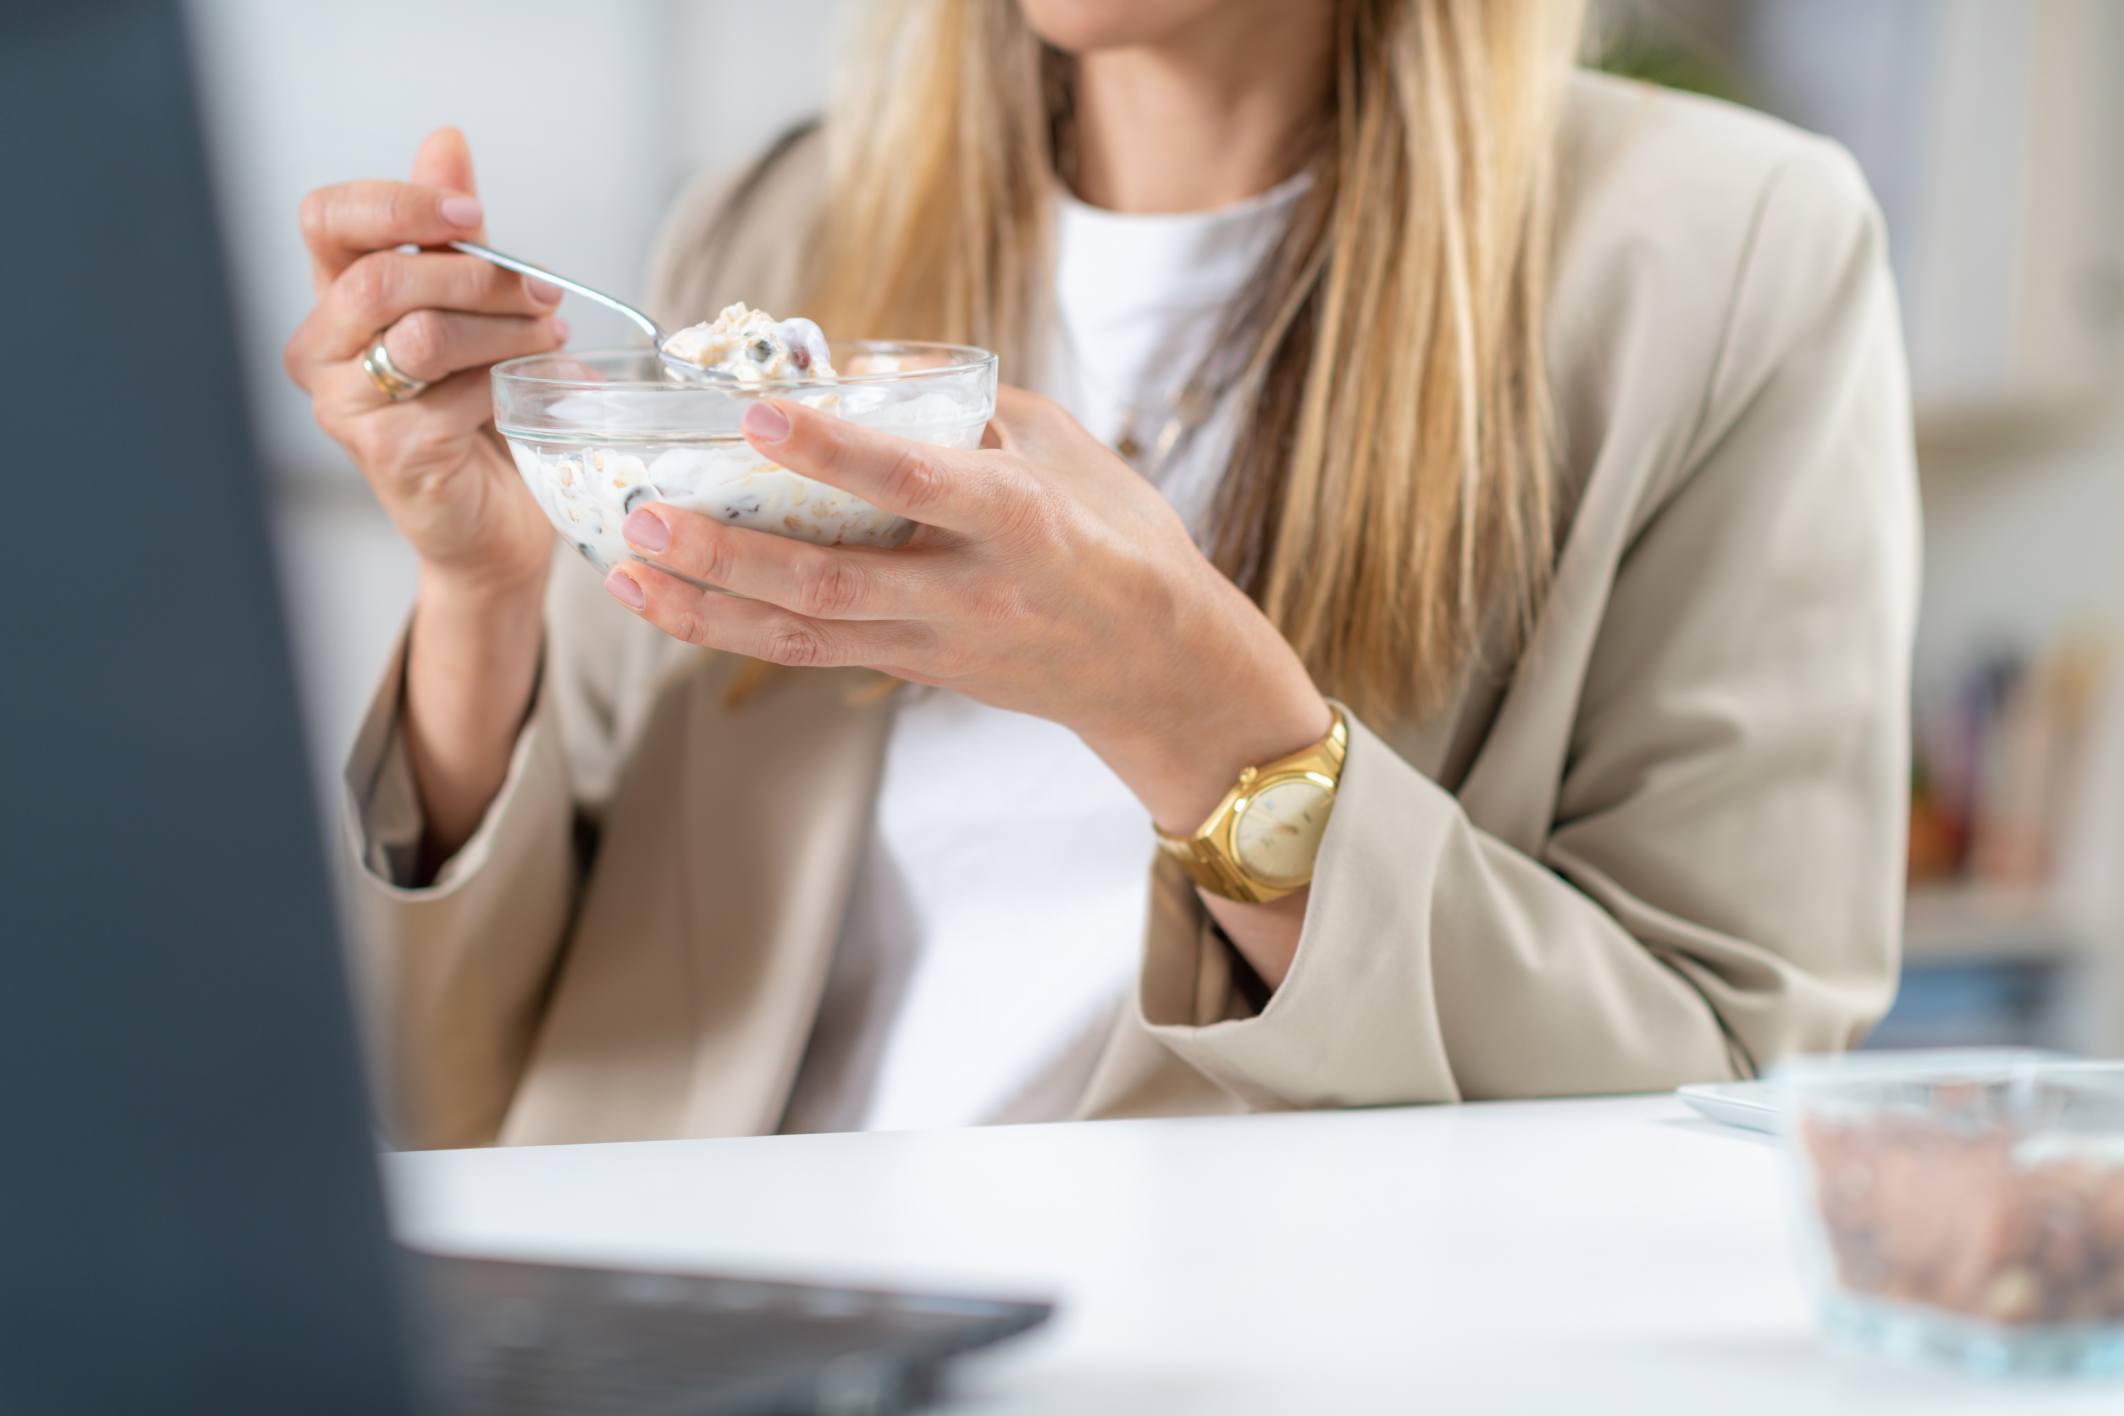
603, 387, 1331, 833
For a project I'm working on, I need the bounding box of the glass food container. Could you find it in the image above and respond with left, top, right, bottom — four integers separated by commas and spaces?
1777, 1050, 2124, 1378
492, 343, 997, 573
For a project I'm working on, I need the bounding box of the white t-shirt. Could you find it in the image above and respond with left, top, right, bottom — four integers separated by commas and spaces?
779, 176, 1305, 1134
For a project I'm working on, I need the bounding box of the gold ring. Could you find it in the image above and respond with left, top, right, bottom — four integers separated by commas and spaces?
361, 339, 428, 401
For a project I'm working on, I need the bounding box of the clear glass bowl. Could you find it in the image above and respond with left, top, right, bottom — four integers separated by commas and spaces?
1776, 1050, 2124, 1378
491, 343, 997, 573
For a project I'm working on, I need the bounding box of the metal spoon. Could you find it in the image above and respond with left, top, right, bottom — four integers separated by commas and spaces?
448, 239, 719, 383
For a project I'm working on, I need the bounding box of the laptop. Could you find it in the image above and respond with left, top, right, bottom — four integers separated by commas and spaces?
0, 5, 1048, 1412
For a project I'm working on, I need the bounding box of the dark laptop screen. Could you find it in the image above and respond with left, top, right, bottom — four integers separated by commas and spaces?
0, 4, 417, 1412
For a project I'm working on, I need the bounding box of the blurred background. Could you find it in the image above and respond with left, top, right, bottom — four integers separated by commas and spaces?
188, 0, 2124, 1055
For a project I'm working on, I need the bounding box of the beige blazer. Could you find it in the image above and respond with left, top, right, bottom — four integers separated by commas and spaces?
342, 73, 1918, 1149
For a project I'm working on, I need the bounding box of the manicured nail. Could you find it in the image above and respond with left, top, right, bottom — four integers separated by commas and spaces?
528, 278, 564, 305
550, 316, 570, 343
623, 507, 669, 552
604, 567, 645, 609
439, 194, 483, 228
742, 401, 791, 441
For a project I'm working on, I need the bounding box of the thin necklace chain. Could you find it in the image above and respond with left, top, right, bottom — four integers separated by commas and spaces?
1052, 312, 1227, 485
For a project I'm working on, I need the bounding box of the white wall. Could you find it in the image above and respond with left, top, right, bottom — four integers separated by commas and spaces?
1917, 419, 2124, 675
182, 0, 844, 792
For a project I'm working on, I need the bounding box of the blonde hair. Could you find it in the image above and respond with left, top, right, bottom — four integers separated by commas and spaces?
809, 0, 1584, 721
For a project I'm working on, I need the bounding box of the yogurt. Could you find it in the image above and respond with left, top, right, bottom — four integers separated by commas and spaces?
659, 302, 835, 383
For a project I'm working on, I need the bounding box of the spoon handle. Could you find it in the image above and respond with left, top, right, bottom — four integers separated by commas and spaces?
448, 240, 661, 345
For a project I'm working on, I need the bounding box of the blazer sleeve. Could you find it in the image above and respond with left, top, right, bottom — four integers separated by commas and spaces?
1137, 142, 1920, 1106
339, 556, 635, 1149
341, 633, 574, 1148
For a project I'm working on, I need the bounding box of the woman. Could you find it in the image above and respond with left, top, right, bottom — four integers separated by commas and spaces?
284, 0, 1916, 1148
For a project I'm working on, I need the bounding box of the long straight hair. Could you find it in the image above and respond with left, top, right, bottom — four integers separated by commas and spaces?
808, 0, 1584, 721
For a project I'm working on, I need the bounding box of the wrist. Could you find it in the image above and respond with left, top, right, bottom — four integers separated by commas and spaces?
1092, 577, 1332, 832
404, 571, 545, 864
416, 556, 548, 624
1120, 692, 1331, 833
408, 570, 543, 723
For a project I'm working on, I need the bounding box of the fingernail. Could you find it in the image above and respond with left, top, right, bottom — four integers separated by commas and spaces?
743, 401, 791, 441
604, 567, 645, 610
440, 194, 483, 228
623, 508, 669, 552
551, 316, 570, 343
529, 278, 564, 306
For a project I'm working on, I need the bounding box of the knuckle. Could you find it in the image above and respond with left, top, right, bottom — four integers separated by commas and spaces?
689, 524, 739, 586
392, 309, 447, 371
338, 252, 397, 321
402, 462, 459, 505
673, 608, 711, 647
795, 557, 866, 618
297, 188, 332, 244
281, 328, 311, 387
387, 185, 430, 235
882, 445, 948, 515
502, 266, 546, 308
1001, 473, 1067, 548
457, 258, 506, 305
764, 623, 829, 668
966, 581, 1022, 627
477, 263, 518, 307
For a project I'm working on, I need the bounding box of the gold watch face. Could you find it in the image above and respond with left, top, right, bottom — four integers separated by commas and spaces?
1231, 774, 1336, 889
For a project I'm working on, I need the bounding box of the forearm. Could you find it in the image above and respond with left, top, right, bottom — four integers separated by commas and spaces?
402, 571, 545, 868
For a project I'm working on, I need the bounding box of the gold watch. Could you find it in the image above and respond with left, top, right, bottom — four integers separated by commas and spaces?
1155, 710, 1347, 903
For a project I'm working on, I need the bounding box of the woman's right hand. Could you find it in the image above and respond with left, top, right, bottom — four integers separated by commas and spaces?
286, 128, 565, 871
283, 127, 564, 603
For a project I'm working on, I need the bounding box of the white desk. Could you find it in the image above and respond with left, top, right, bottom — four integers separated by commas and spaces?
388, 1096, 2112, 1413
